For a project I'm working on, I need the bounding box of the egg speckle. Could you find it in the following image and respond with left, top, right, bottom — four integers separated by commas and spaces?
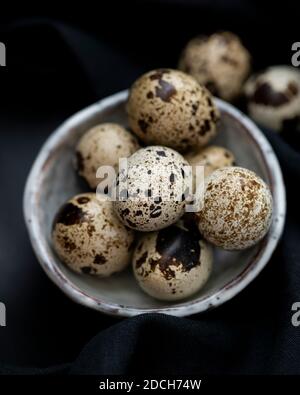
179, 32, 251, 101
52, 193, 135, 276
113, 146, 192, 231
198, 167, 273, 250
244, 66, 300, 131
133, 222, 213, 301
127, 68, 219, 152
75, 123, 140, 189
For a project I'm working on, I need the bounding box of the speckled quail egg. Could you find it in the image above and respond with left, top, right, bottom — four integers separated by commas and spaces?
75, 123, 140, 189
185, 145, 235, 190
52, 193, 135, 276
113, 146, 192, 232
179, 31, 251, 101
127, 68, 220, 152
133, 221, 213, 301
244, 66, 300, 131
197, 167, 273, 250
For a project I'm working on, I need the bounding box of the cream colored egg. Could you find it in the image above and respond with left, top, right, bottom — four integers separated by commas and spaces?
185, 145, 235, 190
198, 167, 273, 250
127, 68, 219, 152
113, 146, 192, 232
133, 222, 213, 301
75, 123, 140, 189
52, 193, 135, 276
179, 31, 251, 101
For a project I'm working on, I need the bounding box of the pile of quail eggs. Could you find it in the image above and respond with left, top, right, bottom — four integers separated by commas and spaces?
179, 31, 300, 134
52, 31, 278, 302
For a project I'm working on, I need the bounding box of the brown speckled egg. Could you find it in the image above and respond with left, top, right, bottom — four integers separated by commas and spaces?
127, 68, 219, 152
185, 145, 235, 189
179, 32, 251, 101
75, 123, 140, 189
198, 167, 273, 250
133, 222, 213, 301
244, 66, 300, 131
52, 193, 135, 276
113, 146, 192, 231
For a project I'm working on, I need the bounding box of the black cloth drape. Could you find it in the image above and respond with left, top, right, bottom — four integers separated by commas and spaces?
0, 1, 300, 374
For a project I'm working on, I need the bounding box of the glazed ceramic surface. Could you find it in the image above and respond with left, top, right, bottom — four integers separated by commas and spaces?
23, 91, 286, 317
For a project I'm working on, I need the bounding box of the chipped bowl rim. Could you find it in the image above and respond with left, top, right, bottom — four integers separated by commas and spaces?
23, 90, 286, 317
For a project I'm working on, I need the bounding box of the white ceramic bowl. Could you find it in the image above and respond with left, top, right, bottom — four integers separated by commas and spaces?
23, 91, 286, 317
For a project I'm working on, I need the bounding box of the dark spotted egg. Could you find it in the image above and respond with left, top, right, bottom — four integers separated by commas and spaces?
113, 146, 192, 232
126, 68, 219, 152
244, 66, 300, 131
52, 193, 135, 276
133, 221, 213, 301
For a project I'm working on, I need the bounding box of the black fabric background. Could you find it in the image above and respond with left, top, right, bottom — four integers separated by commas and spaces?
0, 0, 300, 374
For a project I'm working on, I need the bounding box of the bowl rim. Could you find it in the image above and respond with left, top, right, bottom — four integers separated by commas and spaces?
23, 90, 286, 317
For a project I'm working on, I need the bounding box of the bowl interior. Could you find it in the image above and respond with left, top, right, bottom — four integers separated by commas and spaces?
25, 92, 284, 315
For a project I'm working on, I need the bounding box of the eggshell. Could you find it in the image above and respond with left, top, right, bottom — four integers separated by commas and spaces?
75, 123, 140, 189
133, 222, 213, 301
244, 66, 300, 131
52, 193, 135, 276
127, 68, 219, 152
198, 167, 273, 250
179, 31, 251, 101
185, 145, 235, 190
113, 146, 192, 231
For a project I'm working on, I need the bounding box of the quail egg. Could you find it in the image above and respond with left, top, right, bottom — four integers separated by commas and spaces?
133, 221, 213, 301
244, 66, 300, 131
113, 146, 192, 231
127, 68, 219, 152
185, 145, 235, 190
52, 193, 135, 276
198, 167, 273, 250
75, 123, 140, 189
179, 31, 251, 101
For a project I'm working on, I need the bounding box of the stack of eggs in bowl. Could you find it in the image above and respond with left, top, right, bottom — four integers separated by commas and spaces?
52, 56, 274, 302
